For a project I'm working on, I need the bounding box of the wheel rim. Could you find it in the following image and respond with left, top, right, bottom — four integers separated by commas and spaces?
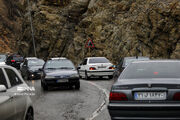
26, 109, 33, 120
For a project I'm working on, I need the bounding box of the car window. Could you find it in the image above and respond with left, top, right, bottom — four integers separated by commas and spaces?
89, 58, 110, 64
0, 68, 8, 88
121, 62, 180, 79
13, 56, 23, 61
5, 68, 22, 87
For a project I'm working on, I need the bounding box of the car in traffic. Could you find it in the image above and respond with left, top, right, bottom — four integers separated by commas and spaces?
77, 57, 115, 80
113, 56, 150, 80
41, 57, 80, 90
6, 54, 24, 69
20, 57, 38, 69
21, 58, 45, 80
108, 60, 180, 120
0, 54, 7, 65
0, 64, 34, 120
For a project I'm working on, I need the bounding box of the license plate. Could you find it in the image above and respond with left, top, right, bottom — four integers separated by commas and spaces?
56, 79, 68, 83
134, 92, 167, 100
98, 66, 106, 68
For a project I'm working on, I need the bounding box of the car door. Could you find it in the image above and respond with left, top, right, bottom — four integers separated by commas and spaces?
0, 68, 16, 120
4, 68, 27, 120
78, 59, 87, 77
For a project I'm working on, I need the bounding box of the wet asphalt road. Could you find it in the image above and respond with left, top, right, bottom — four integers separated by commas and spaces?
26, 78, 114, 120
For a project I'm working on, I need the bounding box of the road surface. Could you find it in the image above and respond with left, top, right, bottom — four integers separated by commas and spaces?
26, 78, 114, 120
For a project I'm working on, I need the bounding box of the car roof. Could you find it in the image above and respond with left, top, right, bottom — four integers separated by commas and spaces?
25, 57, 38, 60
86, 57, 107, 59
49, 57, 67, 60
124, 56, 149, 59
132, 60, 180, 64
0, 64, 16, 69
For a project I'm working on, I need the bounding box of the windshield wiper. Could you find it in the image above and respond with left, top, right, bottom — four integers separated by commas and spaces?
46, 68, 57, 69
58, 67, 74, 69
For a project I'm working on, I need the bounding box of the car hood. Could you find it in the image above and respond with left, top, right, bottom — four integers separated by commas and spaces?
45, 69, 78, 76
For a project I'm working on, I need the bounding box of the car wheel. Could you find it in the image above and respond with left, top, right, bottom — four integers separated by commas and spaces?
41, 81, 48, 91
25, 107, 34, 120
108, 75, 113, 79
75, 82, 80, 90
85, 71, 89, 80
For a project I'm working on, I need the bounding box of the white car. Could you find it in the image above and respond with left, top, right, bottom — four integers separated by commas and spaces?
0, 65, 34, 120
77, 57, 115, 79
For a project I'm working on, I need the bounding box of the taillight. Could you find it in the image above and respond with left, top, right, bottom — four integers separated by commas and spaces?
109, 66, 115, 69
89, 67, 96, 70
11, 60, 15, 62
173, 92, 180, 101
109, 92, 128, 101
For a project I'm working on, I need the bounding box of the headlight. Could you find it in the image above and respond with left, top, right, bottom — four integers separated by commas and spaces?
45, 75, 55, 79
70, 74, 79, 78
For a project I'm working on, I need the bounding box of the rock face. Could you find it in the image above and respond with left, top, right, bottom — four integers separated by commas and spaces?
0, 0, 24, 53
18, 0, 180, 64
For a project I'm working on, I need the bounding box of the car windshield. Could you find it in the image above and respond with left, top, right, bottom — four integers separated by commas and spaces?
121, 62, 180, 79
44, 60, 75, 69
89, 58, 110, 64
123, 57, 149, 67
28, 59, 45, 66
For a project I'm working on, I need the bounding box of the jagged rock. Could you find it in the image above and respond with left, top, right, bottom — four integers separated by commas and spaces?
17, 0, 179, 64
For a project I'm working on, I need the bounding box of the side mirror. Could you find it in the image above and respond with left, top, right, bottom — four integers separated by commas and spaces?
0, 85, 7, 92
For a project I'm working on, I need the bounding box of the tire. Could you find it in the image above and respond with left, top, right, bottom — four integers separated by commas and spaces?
108, 75, 113, 79
75, 82, 80, 90
41, 81, 48, 91
25, 107, 34, 120
85, 71, 90, 80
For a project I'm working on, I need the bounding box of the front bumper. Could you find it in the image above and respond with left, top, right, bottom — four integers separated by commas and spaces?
108, 103, 180, 120
29, 72, 41, 79
87, 70, 114, 77
43, 78, 79, 86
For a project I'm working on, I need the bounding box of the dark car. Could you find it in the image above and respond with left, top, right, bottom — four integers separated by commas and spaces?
113, 56, 149, 80
41, 58, 80, 90
108, 60, 180, 120
6, 54, 24, 69
21, 58, 45, 80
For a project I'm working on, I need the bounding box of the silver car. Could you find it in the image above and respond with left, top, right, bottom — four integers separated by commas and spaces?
108, 60, 180, 120
0, 65, 34, 120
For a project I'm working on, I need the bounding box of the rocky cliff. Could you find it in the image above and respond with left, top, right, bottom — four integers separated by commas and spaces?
17, 0, 180, 64
0, 0, 24, 53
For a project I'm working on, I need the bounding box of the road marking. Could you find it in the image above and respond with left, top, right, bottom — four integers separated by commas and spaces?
84, 81, 109, 120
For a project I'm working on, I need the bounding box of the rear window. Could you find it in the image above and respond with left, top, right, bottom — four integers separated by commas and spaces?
13, 56, 23, 61
89, 58, 110, 64
123, 58, 149, 67
121, 62, 180, 79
